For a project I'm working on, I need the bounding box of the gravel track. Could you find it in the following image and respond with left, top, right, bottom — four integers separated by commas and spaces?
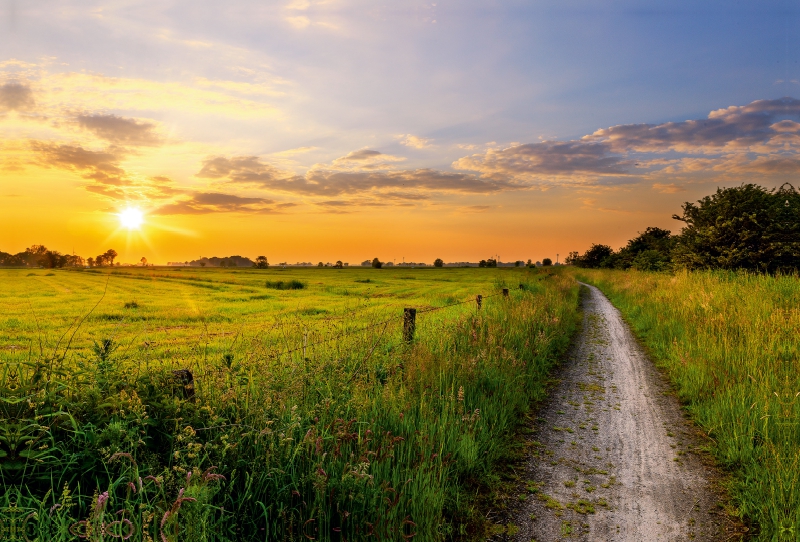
510, 283, 729, 541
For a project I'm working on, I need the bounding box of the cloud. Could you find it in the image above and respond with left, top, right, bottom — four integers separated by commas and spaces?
453, 97, 800, 186
399, 134, 432, 149
0, 82, 35, 111
202, 153, 516, 197
77, 114, 162, 146
32, 142, 128, 185
652, 183, 687, 193
459, 205, 491, 213
453, 140, 628, 182
337, 149, 383, 161
152, 192, 288, 215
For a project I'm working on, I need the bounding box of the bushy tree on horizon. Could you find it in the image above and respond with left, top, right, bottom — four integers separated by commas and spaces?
371, 257, 382, 269
672, 183, 799, 273
433, 258, 444, 267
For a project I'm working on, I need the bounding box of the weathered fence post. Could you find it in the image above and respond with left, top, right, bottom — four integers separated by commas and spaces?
172, 369, 195, 402
502, 288, 509, 298
476, 294, 482, 310
403, 308, 416, 342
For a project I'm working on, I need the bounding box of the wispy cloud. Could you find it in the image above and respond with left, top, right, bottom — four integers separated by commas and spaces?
399, 134, 432, 149
77, 114, 162, 146
652, 183, 687, 193
0, 82, 35, 112
152, 192, 290, 215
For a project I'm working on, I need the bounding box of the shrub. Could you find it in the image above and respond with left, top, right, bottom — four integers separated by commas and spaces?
265, 279, 306, 290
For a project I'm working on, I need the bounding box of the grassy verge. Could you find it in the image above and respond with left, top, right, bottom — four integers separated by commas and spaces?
573, 269, 799, 541
2, 269, 579, 541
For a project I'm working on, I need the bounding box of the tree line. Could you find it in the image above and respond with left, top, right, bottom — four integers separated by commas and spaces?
0, 246, 120, 268
566, 183, 800, 273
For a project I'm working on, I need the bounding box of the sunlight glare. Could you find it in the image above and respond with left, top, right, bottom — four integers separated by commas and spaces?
119, 208, 144, 230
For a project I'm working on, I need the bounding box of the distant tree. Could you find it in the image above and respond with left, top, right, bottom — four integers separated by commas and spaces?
571, 244, 613, 268
200, 262, 206, 267
87, 257, 95, 267
433, 258, 444, 268
371, 257, 382, 269
609, 227, 674, 270
542, 258, 553, 266
318, 262, 324, 267
254, 256, 269, 269
486, 258, 497, 268
95, 254, 106, 267
140, 257, 147, 267
220, 259, 227, 268
334, 260, 344, 268
478, 260, 486, 268
514, 260, 522, 267
564, 251, 580, 265
104, 249, 118, 266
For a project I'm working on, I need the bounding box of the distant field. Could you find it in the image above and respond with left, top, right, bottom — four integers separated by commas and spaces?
0, 266, 580, 541
1, 267, 517, 366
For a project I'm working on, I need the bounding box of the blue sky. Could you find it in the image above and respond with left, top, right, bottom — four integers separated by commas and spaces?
2, 1, 799, 262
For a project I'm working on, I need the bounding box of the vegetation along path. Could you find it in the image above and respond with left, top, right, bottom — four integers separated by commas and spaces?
512, 283, 729, 541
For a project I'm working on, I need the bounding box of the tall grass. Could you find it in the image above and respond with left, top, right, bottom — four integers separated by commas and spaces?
2, 270, 579, 540
574, 269, 799, 541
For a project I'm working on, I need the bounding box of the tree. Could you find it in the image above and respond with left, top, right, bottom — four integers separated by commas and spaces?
672, 183, 799, 273
542, 258, 553, 266
334, 260, 344, 269
514, 260, 523, 267
87, 257, 95, 267
433, 258, 444, 268
613, 227, 674, 270
95, 254, 106, 267
571, 244, 613, 268
371, 257, 382, 269
103, 249, 118, 266
199, 262, 206, 267
140, 257, 147, 267
254, 256, 269, 269
318, 262, 324, 267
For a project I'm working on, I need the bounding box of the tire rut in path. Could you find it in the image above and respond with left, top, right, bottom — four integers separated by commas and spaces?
511, 283, 727, 541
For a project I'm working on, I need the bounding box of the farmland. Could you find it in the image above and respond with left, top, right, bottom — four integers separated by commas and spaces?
0, 266, 580, 541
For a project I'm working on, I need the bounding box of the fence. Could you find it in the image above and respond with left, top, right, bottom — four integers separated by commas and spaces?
173, 285, 526, 396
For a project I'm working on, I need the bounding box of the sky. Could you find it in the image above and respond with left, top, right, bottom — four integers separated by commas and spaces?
2, 0, 800, 265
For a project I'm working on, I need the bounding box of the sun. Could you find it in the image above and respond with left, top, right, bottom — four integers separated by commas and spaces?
119, 207, 144, 230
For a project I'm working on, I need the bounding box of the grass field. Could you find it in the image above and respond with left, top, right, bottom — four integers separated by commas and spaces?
0, 266, 580, 541
574, 269, 799, 541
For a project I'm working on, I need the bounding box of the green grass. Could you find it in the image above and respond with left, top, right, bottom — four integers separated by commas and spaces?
0, 266, 580, 541
574, 268, 799, 541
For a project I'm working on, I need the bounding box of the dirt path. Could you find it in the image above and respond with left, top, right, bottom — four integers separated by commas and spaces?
511, 283, 728, 541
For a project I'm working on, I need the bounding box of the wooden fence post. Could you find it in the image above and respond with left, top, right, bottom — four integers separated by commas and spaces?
172, 369, 195, 402
403, 308, 416, 342
476, 294, 482, 310
502, 288, 509, 298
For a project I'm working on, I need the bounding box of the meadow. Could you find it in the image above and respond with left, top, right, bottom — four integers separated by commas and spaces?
574, 269, 799, 541
0, 266, 580, 541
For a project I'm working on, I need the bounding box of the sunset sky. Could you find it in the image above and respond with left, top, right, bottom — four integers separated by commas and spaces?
2, 1, 800, 264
